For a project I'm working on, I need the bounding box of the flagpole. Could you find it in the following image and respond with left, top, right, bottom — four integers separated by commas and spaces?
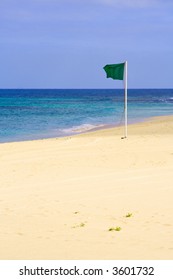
103, 62, 128, 138
124, 60, 128, 138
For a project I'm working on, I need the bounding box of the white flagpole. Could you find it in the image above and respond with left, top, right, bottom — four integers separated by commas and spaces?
124, 60, 128, 138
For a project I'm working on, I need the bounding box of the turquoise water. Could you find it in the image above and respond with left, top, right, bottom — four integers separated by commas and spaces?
0, 89, 173, 143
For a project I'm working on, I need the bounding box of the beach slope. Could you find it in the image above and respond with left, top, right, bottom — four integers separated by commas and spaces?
0, 116, 173, 259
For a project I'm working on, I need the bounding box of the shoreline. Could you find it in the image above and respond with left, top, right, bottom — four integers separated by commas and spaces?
0, 115, 173, 259
1, 114, 173, 145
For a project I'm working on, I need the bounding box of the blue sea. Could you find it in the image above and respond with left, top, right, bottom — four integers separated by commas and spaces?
0, 89, 173, 143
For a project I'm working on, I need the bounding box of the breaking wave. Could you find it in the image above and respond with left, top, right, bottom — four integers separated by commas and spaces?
59, 123, 105, 135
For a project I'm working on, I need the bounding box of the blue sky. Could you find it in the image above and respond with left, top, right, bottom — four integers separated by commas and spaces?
0, 0, 173, 88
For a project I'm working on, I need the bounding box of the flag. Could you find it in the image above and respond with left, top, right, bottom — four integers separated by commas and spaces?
103, 63, 125, 80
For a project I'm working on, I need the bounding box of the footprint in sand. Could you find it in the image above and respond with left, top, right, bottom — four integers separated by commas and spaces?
17, 232, 24, 236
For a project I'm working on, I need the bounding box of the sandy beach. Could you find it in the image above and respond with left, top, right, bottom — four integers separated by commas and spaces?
0, 115, 173, 260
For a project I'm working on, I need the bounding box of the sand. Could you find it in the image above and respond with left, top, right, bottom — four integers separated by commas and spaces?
0, 116, 173, 260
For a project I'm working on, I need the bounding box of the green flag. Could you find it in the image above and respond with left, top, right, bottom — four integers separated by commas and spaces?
103, 63, 125, 80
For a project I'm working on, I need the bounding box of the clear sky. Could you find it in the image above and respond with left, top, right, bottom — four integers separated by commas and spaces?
0, 0, 173, 89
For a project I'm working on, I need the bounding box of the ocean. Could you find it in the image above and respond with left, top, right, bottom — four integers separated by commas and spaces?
0, 89, 173, 143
